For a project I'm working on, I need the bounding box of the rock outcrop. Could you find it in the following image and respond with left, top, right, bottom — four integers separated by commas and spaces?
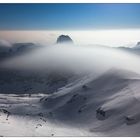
56, 35, 73, 44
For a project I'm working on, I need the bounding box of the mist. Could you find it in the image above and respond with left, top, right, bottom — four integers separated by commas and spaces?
1, 43, 140, 77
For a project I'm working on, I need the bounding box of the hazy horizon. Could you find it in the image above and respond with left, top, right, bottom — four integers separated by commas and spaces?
0, 4, 140, 47
0, 29, 140, 47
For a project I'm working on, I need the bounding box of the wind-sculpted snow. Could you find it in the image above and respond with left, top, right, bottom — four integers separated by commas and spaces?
39, 69, 140, 136
0, 69, 140, 136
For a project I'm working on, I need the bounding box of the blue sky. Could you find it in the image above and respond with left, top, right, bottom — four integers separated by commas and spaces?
0, 3, 140, 30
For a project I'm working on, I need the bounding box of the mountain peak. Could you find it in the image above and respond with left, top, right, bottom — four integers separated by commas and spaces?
134, 41, 140, 49
56, 35, 73, 44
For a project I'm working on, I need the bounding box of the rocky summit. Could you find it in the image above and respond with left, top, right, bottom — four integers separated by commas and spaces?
56, 35, 73, 44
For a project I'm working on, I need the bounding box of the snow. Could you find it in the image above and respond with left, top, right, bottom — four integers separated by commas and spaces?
0, 44, 140, 136
0, 94, 95, 136
0, 68, 140, 136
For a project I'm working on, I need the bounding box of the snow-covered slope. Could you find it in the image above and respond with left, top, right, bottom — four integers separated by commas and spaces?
1, 44, 140, 136
39, 68, 140, 137
0, 67, 78, 94
0, 68, 140, 136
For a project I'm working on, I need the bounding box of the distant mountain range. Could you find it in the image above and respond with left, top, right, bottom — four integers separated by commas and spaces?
0, 35, 140, 61
0, 35, 74, 60
0, 42, 40, 60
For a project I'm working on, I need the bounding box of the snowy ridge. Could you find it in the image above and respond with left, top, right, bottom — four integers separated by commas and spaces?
0, 68, 140, 136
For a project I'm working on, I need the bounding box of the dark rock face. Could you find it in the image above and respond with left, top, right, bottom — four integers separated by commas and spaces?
125, 116, 137, 125
96, 107, 106, 120
56, 35, 73, 44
